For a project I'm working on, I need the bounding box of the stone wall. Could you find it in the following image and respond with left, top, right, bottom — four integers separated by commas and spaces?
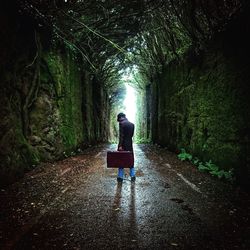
0, 5, 109, 186
149, 19, 250, 186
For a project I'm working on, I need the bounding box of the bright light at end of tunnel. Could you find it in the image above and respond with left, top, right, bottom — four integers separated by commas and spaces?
123, 84, 136, 124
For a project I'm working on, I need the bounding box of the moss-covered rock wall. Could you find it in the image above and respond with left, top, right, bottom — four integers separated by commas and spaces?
135, 88, 150, 142
150, 21, 250, 187
29, 48, 85, 160
0, 4, 109, 186
0, 4, 40, 185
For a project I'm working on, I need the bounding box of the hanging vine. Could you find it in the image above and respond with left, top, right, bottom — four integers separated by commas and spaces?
21, 30, 41, 138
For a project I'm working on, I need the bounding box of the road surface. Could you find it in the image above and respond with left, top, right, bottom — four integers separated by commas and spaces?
0, 144, 250, 249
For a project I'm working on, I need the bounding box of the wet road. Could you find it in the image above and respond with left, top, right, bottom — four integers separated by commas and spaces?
0, 144, 250, 250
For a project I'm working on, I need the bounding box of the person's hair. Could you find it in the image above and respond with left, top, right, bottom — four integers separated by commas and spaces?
117, 112, 126, 121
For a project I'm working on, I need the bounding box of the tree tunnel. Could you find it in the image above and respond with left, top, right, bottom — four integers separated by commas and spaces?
0, 0, 250, 191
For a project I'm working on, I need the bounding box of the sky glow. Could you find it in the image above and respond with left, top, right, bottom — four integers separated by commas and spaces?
123, 84, 136, 124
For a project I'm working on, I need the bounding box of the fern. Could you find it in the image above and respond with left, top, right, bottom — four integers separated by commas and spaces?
178, 148, 192, 161
177, 148, 234, 182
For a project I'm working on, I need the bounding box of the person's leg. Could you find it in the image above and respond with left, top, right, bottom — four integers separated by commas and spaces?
117, 167, 124, 181
129, 167, 135, 177
130, 166, 136, 181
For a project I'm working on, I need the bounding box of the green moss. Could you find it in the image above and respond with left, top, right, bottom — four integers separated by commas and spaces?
0, 113, 40, 186
151, 47, 250, 179
43, 50, 84, 152
0, 27, 111, 186
135, 89, 149, 142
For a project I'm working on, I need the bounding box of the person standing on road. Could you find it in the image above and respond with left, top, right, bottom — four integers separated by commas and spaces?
117, 112, 135, 182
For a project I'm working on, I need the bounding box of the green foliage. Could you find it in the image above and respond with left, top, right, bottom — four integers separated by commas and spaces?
135, 138, 151, 144
178, 149, 234, 182
198, 160, 234, 182
177, 148, 192, 161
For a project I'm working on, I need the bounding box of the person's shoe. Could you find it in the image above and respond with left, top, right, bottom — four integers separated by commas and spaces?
131, 176, 136, 182
117, 177, 123, 182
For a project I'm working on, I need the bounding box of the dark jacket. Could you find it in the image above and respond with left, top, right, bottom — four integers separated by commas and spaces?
118, 118, 134, 152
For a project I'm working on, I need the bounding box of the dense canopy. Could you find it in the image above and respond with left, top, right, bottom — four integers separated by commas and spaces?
19, 0, 244, 86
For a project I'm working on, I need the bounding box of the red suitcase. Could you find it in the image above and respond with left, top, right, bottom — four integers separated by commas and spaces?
107, 151, 134, 168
